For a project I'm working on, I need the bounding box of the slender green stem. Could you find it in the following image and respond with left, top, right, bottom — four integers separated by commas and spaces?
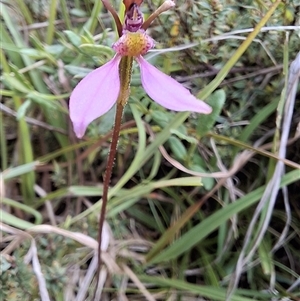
14, 0, 34, 24
15, 95, 36, 205
1, 3, 69, 150
0, 110, 7, 170
83, 0, 103, 34
46, 0, 58, 45
267, 32, 289, 179
0, 44, 35, 203
0, 50, 9, 171
94, 56, 133, 300
60, 0, 72, 30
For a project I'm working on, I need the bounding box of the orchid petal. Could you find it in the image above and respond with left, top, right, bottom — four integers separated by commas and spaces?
137, 56, 212, 114
69, 55, 121, 138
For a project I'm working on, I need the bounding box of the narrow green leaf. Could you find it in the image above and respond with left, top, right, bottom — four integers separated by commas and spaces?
2, 161, 40, 180
70, 8, 87, 17
69, 186, 104, 196
64, 30, 82, 47
168, 136, 187, 161
138, 275, 270, 301
170, 129, 198, 144
2, 198, 42, 224
16, 99, 32, 120
44, 44, 65, 56
189, 164, 214, 190
46, 0, 58, 45
1, 210, 34, 229
19, 48, 48, 59
239, 99, 279, 143
197, 89, 226, 136
258, 240, 273, 275
151, 110, 171, 128
2, 73, 32, 93
148, 169, 300, 263
65, 65, 92, 77
79, 44, 114, 57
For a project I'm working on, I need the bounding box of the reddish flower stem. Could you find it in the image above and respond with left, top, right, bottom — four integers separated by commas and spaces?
94, 102, 123, 300
94, 56, 133, 300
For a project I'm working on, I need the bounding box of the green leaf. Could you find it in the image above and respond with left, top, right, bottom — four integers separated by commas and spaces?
69, 186, 104, 196
97, 105, 116, 135
79, 44, 114, 57
189, 164, 214, 190
64, 30, 82, 47
5, 64, 34, 90
148, 169, 300, 263
82, 28, 96, 44
2, 73, 32, 93
170, 129, 198, 144
28, 93, 62, 111
168, 136, 187, 161
44, 44, 65, 56
239, 99, 279, 143
151, 110, 171, 127
65, 65, 92, 77
197, 89, 226, 136
19, 48, 48, 59
70, 8, 87, 17
0, 256, 12, 272
0, 210, 34, 229
2, 198, 42, 224
138, 275, 270, 301
0, 41, 23, 53
3, 161, 40, 180
17, 99, 32, 120
29, 34, 45, 51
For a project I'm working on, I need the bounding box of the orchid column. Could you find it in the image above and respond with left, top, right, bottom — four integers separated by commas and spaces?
69, 0, 212, 294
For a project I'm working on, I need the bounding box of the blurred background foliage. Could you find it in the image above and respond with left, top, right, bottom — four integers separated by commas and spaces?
1, 0, 300, 300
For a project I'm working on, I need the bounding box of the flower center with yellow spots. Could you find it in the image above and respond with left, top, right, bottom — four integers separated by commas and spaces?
113, 30, 154, 57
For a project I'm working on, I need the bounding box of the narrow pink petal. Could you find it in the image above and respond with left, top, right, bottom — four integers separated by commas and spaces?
69, 55, 121, 138
137, 56, 212, 114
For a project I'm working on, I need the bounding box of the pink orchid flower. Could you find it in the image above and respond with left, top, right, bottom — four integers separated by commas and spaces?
69, 0, 212, 138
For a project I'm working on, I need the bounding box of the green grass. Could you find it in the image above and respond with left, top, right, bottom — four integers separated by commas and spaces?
1, 0, 300, 300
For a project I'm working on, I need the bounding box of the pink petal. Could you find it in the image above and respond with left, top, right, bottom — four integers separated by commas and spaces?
69, 55, 121, 138
137, 56, 212, 114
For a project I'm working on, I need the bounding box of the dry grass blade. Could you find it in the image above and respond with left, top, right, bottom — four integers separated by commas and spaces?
2, 0, 300, 299
64, 265, 80, 301
93, 266, 108, 301
1, 222, 51, 301
25, 239, 51, 301
227, 51, 300, 300
145, 123, 300, 180
34, 184, 57, 226
27, 224, 110, 251
122, 264, 156, 301
0, 103, 67, 134
75, 253, 100, 301
0, 222, 29, 254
